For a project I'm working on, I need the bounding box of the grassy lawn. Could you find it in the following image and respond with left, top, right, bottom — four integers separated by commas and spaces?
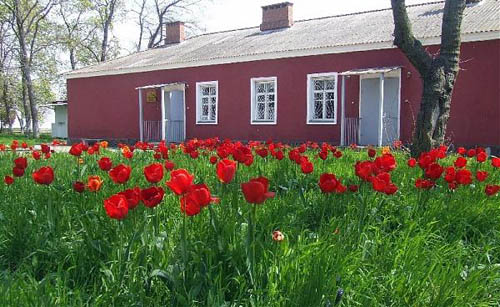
0, 139, 499, 306
0, 132, 56, 147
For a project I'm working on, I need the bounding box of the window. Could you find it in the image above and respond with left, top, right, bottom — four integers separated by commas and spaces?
196, 81, 218, 124
251, 77, 277, 124
307, 73, 338, 124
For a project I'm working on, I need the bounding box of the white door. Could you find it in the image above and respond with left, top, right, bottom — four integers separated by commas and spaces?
162, 90, 185, 143
359, 76, 400, 146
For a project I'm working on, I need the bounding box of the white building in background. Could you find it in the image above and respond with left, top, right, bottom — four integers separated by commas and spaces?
10, 101, 67, 138
43, 101, 68, 138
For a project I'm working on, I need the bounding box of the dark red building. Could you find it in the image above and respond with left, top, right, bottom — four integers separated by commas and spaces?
66, 1, 500, 149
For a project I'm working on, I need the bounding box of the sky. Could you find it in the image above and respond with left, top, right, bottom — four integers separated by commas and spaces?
116, 0, 436, 53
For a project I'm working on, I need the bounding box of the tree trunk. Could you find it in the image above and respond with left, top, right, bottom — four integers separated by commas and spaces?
21, 76, 31, 135
2, 79, 13, 133
17, 23, 39, 138
391, 0, 465, 157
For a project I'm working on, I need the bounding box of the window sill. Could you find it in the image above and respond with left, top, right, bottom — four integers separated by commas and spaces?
307, 120, 337, 125
251, 120, 277, 125
196, 121, 218, 125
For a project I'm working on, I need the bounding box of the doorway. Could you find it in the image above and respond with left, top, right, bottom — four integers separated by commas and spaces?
359, 74, 400, 146
162, 88, 185, 143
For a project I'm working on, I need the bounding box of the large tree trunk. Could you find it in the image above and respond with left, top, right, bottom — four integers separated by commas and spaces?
391, 0, 466, 156
17, 23, 39, 137
2, 79, 13, 133
21, 75, 31, 135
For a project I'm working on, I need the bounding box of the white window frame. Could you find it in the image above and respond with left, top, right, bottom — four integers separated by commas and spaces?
196, 81, 218, 125
250, 77, 277, 125
306, 72, 338, 125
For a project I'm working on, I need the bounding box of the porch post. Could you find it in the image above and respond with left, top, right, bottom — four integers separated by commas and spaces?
138, 89, 143, 142
161, 88, 166, 141
340, 75, 346, 146
378, 73, 385, 147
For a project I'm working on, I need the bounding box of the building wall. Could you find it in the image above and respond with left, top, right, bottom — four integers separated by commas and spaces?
67, 39, 500, 146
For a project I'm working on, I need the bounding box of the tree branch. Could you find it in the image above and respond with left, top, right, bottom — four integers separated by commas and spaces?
391, 0, 433, 76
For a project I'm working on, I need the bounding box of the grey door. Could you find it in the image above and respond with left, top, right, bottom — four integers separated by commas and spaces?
164, 90, 185, 143
359, 78, 380, 145
359, 77, 399, 146
382, 78, 399, 146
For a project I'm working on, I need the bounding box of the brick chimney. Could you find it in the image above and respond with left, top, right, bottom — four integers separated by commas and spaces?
260, 2, 294, 32
165, 21, 185, 44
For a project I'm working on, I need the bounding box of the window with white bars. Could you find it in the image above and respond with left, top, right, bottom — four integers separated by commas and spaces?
196, 81, 218, 124
307, 73, 338, 124
251, 77, 277, 124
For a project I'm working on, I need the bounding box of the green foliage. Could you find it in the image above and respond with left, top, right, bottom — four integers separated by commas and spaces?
0, 144, 498, 306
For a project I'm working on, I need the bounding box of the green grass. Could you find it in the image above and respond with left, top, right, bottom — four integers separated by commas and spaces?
0, 132, 54, 146
0, 143, 499, 306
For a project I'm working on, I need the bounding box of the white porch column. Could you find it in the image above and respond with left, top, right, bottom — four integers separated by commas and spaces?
378, 73, 385, 147
161, 88, 166, 141
138, 89, 143, 142
340, 75, 346, 146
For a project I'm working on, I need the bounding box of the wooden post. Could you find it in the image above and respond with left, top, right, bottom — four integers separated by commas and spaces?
378, 73, 385, 147
161, 88, 166, 141
340, 75, 346, 146
139, 89, 143, 141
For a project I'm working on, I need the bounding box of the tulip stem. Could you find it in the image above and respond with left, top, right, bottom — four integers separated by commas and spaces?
247, 205, 257, 288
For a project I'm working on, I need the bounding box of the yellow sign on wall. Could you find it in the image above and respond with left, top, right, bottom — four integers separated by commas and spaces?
146, 90, 157, 103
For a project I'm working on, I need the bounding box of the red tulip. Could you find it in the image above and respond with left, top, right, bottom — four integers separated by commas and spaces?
109, 164, 131, 184
13, 166, 25, 177
334, 151, 342, 158
374, 153, 396, 173
454, 157, 467, 168
104, 194, 129, 220
73, 181, 85, 193
368, 148, 376, 158
4, 175, 14, 185
98, 157, 113, 171
241, 177, 275, 204
318, 173, 345, 194
425, 163, 444, 180
141, 186, 165, 208
457, 147, 466, 155
476, 151, 487, 163
348, 184, 359, 192
189, 151, 199, 159
119, 187, 141, 209
180, 184, 219, 216
415, 178, 434, 190
275, 151, 284, 160
32, 151, 41, 160
407, 158, 417, 168
476, 171, 488, 182
41, 144, 50, 154
485, 184, 500, 196
467, 149, 476, 158
209, 156, 218, 164
32, 166, 54, 185
492, 157, 500, 168
69, 143, 83, 157
256, 148, 268, 158
455, 169, 472, 185
144, 163, 164, 184
216, 159, 237, 184
300, 160, 314, 174
166, 169, 194, 195
14, 157, 28, 169
164, 160, 175, 171
318, 150, 328, 160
